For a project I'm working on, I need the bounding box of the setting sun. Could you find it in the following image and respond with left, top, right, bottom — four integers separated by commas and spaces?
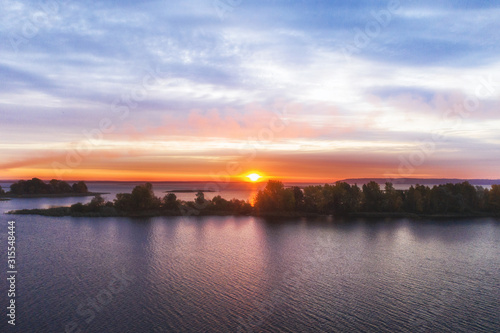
246, 173, 262, 182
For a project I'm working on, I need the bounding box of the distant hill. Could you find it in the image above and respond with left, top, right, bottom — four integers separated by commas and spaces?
339, 178, 500, 186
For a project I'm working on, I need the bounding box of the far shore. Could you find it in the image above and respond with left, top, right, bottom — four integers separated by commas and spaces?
0, 192, 107, 199
165, 190, 217, 193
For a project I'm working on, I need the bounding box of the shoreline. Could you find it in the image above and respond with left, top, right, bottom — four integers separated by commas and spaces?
347, 212, 500, 219
0, 192, 107, 199
6, 207, 500, 219
165, 190, 217, 193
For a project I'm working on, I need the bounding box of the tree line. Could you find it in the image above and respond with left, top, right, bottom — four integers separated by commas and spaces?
3, 178, 89, 196
11, 180, 500, 217
70, 183, 252, 216
254, 180, 500, 215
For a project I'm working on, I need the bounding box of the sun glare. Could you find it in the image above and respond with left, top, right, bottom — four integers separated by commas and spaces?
247, 173, 262, 182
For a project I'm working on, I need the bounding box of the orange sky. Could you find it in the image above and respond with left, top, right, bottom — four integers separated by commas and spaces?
2, 2, 500, 183
2, 149, 496, 183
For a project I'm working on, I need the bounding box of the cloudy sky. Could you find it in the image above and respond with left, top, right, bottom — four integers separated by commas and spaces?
1, 0, 499, 181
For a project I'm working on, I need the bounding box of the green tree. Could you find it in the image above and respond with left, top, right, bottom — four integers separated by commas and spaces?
427, 182, 477, 214
49, 179, 73, 193
331, 182, 363, 214
254, 180, 295, 212
113, 183, 160, 211
303, 185, 323, 212
362, 181, 383, 212
210, 195, 229, 211
10, 180, 24, 195
88, 195, 105, 211
195, 191, 206, 206
114, 193, 133, 211
475, 186, 489, 211
72, 181, 89, 193
8, 178, 82, 195
131, 182, 160, 210
455, 182, 478, 212
292, 186, 305, 211
488, 184, 500, 212
162, 193, 178, 210
70, 202, 86, 213
228, 199, 253, 215
345, 184, 362, 213
382, 183, 403, 212
429, 185, 450, 213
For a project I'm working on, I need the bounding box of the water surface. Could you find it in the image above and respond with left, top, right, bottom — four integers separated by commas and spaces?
0, 185, 499, 332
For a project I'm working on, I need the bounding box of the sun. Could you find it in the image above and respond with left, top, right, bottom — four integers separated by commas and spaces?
246, 173, 262, 182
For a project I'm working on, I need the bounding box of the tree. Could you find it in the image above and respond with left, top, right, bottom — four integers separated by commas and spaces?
362, 181, 383, 211
321, 184, 336, 213
382, 183, 403, 212
162, 193, 178, 210
70, 202, 86, 213
292, 186, 305, 211
48, 179, 73, 193
88, 195, 105, 211
455, 182, 478, 212
8, 178, 83, 195
488, 185, 500, 212
332, 182, 362, 214
114, 193, 133, 211
475, 186, 489, 211
345, 184, 362, 213
28, 178, 48, 194
303, 185, 323, 212
195, 191, 206, 206
72, 181, 88, 193
113, 183, 159, 212
229, 199, 253, 215
210, 195, 229, 210
130, 182, 160, 210
10, 180, 24, 195
254, 180, 295, 212
0, 185, 4, 195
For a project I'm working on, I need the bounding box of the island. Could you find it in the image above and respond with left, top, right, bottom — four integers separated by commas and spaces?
165, 189, 217, 193
7, 180, 500, 218
0, 178, 106, 199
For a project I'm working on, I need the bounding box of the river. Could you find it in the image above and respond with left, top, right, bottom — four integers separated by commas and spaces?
0, 183, 499, 332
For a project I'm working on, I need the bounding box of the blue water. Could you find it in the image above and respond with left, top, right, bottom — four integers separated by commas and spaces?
0, 183, 499, 332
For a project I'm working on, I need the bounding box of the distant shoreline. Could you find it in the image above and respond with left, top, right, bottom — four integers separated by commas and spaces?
165, 190, 217, 193
1, 178, 499, 184
340, 178, 500, 186
0, 192, 107, 199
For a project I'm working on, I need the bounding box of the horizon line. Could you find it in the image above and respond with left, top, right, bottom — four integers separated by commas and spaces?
1, 177, 500, 183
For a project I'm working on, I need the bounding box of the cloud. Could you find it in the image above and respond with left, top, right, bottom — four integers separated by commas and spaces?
1, 0, 499, 180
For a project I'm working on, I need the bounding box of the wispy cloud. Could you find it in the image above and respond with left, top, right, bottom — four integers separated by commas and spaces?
1, 0, 499, 180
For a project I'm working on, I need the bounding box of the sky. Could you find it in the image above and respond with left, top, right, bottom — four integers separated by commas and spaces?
1, 0, 499, 182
